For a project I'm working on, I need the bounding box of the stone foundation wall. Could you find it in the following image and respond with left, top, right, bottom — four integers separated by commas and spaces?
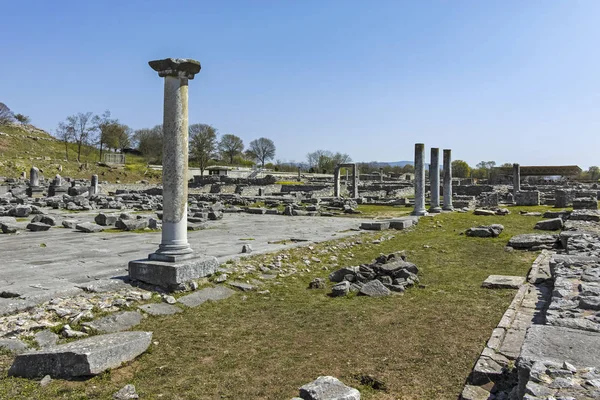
515, 190, 540, 206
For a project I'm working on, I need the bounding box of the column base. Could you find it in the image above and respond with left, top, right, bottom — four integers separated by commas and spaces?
428, 206, 442, 213
442, 206, 454, 211
411, 209, 429, 216
128, 255, 219, 291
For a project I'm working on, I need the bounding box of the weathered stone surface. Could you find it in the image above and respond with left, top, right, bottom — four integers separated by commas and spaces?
241, 244, 253, 253
27, 222, 51, 232
75, 222, 105, 233
308, 278, 326, 289
177, 286, 235, 307
8, 331, 152, 378
359, 221, 390, 231
138, 303, 182, 316
115, 218, 148, 231
329, 267, 359, 282
34, 330, 59, 348
113, 384, 139, 399
474, 209, 496, 216
1, 223, 19, 233
331, 281, 350, 297
508, 234, 558, 249
460, 384, 491, 400
520, 325, 600, 368
229, 281, 255, 291
128, 256, 219, 291
482, 275, 524, 289
0, 338, 29, 353
359, 280, 391, 297
95, 213, 118, 226
82, 311, 143, 333
466, 224, 504, 238
388, 218, 414, 230
298, 376, 360, 400
534, 218, 563, 231
62, 219, 78, 229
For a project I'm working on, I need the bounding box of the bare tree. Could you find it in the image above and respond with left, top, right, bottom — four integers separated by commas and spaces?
218, 134, 244, 164
59, 112, 98, 162
0, 103, 14, 125
306, 150, 352, 173
55, 122, 74, 161
189, 124, 218, 177
248, 137, 276, 168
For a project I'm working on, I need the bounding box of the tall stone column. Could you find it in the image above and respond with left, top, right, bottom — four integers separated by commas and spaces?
129, 58, 218, 291
380, 168, 384, 182
429, 148, 441, 213
442, 149, 453, 211
513, 163, 521, 196
333, 166, 341, 197
412, 144, 428, 216
30, 167, 39, 187
352, 163, 359, 198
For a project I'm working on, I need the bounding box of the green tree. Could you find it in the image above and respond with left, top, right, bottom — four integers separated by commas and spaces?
218, 134, 244, 164
14, 113, 31, 124
248, 137, 276, 168
452, 160, 471, 178
134, 125, 163, 163
588, 166, 600, 181
189, 124, 218, 176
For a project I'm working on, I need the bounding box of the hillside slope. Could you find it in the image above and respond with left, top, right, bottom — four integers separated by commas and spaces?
0, 123, 161, 183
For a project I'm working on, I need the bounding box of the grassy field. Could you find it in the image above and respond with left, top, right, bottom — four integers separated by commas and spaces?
0, 206, 548, 399
0, 124, 160, 183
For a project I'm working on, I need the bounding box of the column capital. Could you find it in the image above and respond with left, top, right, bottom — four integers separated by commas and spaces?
148, 58, 201, 79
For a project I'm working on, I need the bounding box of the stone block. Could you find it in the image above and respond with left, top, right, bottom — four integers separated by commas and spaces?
82, 311, 143, 333
128, 256, 219, 291
298, 376, 360, 400
76, 222, 105, 233
515, 191, 541, 206
358, 280, 392, 297
27, 222, 51, 232
8, 331, 152, 379
534, 218, 563, 231
359, 221, 390, 231
138, 303, 182, 315
389, 218, 414, 230
94, 213, 118, 226
508, 234, 558, 250
177, 286, 236, 307
482, 275, 524, 289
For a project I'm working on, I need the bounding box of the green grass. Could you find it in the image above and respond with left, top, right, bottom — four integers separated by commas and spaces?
0, 124, 160, 183
0, 206, 546, 399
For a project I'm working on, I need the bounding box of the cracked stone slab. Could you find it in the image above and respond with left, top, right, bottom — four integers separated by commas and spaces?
520, 325, 600, 369
0, 338, 29, 353
177, 286, 236, 307
482, 275, 524, 289
8, 331, 152, 379
82, 311, 143, 333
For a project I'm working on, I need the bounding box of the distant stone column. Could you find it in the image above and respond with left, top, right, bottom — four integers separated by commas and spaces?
297, 167, 301, 181
333, 166, 341, 197
129, 58, 218, 291
429, 148, 441, 213
352, 163, 359, 198
412, 144, 428, 216
380, 168, 384, 182
30, 167, 39, 187
513, 163, 521, 196
89, 174, 99, 195
442, 149, 453, 211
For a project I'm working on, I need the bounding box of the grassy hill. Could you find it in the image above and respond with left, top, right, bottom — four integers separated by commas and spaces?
0, 123, 161, 183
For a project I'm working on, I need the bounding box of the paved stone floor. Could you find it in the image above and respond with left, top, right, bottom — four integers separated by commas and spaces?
0, 212, 369, 314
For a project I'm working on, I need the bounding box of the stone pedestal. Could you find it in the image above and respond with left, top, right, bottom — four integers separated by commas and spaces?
89, 174, 99, 196
443, 149, 453, 211
412, 143, 428, 216
429, 148, 441, 213
129, 58, 218, 290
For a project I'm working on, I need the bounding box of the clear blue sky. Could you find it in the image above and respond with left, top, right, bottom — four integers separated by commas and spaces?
1, 1, 599, 168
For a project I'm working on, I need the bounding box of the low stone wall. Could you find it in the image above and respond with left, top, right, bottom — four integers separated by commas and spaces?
453, 185, 494, 196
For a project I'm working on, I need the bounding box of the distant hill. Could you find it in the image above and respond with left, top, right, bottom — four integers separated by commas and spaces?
0, 123, 160, 183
